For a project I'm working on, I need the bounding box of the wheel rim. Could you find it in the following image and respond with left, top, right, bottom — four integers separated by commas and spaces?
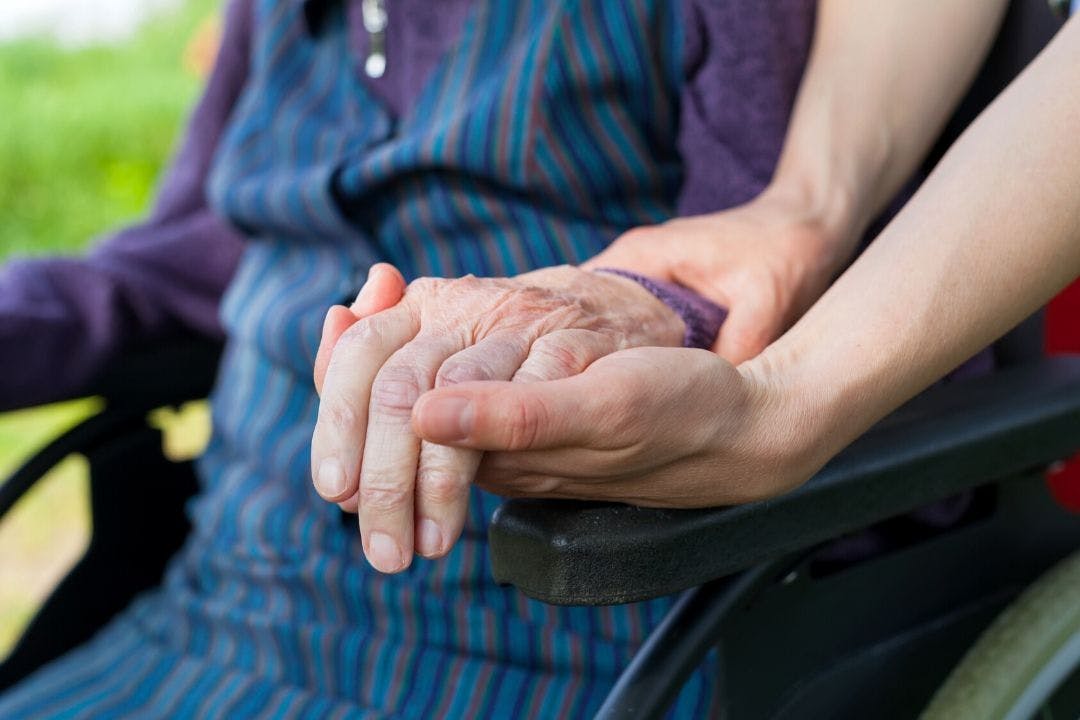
1005, 630, 1080, 720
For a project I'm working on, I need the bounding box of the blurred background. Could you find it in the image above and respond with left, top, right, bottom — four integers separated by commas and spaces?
0, 0, 218, 658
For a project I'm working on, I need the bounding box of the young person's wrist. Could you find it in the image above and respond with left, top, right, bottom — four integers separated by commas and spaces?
759, 173, 864, 271
736, 337, 854, 491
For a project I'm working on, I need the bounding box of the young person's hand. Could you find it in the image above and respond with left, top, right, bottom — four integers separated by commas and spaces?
588, 0, 1008, 366
585, 188, 850, 364
410, 346, 816, 506
311, 264, 684, 573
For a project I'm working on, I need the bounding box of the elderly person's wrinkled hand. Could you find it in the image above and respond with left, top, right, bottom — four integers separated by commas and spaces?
310, 263, 684, 573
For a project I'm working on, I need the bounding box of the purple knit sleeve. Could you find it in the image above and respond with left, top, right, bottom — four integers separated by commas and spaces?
0, 0, 253, 411
593, 268, 727, 350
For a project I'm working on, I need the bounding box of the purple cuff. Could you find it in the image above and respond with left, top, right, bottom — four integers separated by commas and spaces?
593, 268, 727, 350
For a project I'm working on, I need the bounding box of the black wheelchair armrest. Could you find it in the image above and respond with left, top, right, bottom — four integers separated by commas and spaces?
0, 337, 222, 520
89, 337, 223, 410
488, 356, 1080, 606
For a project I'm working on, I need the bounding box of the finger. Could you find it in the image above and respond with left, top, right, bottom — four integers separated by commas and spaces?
313, 264, 406, 395
414, 347, 705, 452
412, 374, 609, 451
413, 332, 533, 558
359, 333, 463, 572
713, 303, 778, 365
351, 263, 407, 316
342, 331, 533, 521
310, 304, 419, 504
412, 445, 478, 558
512, 329, 618, 383
314, 305, 359, 396
474, 446, 609, 487
338, 491, 358, 514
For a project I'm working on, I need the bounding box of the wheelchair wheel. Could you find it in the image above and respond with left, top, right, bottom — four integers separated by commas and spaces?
920, 548, 1080, 720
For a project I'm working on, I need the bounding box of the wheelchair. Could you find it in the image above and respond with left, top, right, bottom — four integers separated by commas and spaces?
0, 1, 1077, 717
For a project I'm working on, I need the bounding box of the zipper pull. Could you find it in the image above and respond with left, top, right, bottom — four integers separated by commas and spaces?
361, 0, 388, 78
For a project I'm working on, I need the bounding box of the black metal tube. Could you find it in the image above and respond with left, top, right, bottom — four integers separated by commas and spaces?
594, 558, 793, 720
0, 411, 141, 520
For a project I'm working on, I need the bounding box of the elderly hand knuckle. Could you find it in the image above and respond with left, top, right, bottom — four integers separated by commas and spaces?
512, 369, 544, 383
371, 366, 424, 415
408, 277, 440, 295
451, 274, 481, 289
361, 481, 407, 513
343, 316, 386, 346
418, 470, 466, 505
531, 338, 582, 374
320, 398, 362, 430
437, 359, 489, 387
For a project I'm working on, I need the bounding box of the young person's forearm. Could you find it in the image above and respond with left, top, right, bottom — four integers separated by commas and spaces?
767, 0, 1008, 263
751, 16, 1080, 470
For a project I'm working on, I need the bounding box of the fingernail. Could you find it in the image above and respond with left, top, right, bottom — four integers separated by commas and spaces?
316, 457, 347, 497
417, 518, 444, 557
420, 397, 474, 441
368, 531, 404, 572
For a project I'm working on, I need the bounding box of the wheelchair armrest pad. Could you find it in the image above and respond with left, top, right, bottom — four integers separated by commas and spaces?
3, 337, 222, 415
91, 338, 223, 410
488, 356, 1080, 605
0, 338, 221, 520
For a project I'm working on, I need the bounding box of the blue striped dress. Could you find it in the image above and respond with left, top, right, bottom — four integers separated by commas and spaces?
0, 1, 718, 717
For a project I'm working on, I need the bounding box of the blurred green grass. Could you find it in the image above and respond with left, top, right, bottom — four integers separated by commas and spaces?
0, 0, 215, 258
0, 0, 216, 657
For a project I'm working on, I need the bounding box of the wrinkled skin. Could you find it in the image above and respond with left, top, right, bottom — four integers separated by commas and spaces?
311, 264, 684, 573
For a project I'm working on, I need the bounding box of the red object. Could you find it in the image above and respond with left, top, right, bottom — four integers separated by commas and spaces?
1045, 279, 1080, 355
1044, 280, 1080, 512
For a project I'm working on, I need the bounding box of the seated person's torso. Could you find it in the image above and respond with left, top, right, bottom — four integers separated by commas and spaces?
101, 1, 817, 716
